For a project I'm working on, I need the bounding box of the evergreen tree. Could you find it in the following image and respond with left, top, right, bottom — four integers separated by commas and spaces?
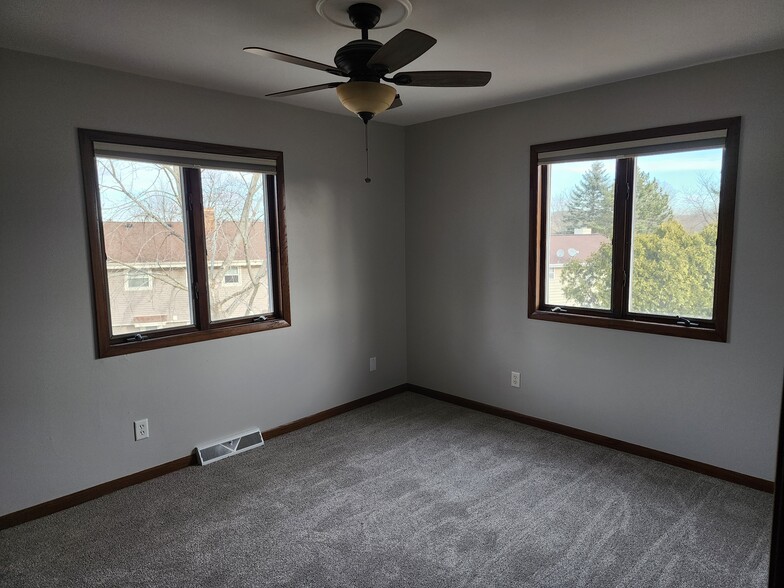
633, 169, 673, 233
563, 162, 614, 236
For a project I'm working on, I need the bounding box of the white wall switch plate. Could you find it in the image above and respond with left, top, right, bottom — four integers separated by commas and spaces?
511, 371, 521, 388
369, 357, 377, 372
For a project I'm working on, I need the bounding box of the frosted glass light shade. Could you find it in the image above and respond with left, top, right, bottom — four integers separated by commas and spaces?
336, 82, 396, 116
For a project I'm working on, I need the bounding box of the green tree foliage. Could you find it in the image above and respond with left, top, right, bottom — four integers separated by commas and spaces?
627, 221, 716, 318
559, 164, 715, 318
563, 162, 614, 235
561, 241, 613, 310
632, 170, 673, 232
562, 163, 672, 236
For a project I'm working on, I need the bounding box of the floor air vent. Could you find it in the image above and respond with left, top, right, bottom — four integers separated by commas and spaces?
196, 428, 264, 465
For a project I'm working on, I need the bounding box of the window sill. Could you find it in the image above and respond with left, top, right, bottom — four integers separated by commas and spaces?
528, 309, 725, 342
100, 318, 291, 358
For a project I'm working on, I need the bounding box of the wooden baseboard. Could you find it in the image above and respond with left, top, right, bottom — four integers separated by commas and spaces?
0, 454, 197, 531
263, 384, 406, 439
0, 384, 408, 530
4, 382, 768, 531
408, 384, 774, 493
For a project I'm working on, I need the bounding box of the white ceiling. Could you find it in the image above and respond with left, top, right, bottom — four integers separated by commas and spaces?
2, 0, 783, 126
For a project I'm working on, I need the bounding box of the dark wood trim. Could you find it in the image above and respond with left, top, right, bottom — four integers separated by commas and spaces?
615, 158, 634, 315
6, 379, 768, 531
0, 384, 407, 530
409, 384, 774, 493
529, 309, 724, 341
531, 117, 742, 155
266, 164, 292, 327
713, 117, 741, 343
769, 377, 784, 587
184, 167, 211, 327
78, 129, 114, 358
0, 455, 196, 531
528, 161, 545, 316
77, 129, 292, 358
76, 129, 284, 162
263, 384, 406, 439
528, 117, 741, 342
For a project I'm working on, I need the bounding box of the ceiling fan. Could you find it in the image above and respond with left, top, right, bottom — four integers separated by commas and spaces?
243, 2, 492, 124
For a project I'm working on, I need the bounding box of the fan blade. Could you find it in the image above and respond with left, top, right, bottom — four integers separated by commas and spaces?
244, 47, 345, 76
391, 70, 491, 87
367, 29, 436, 74
388, 94, 403, 109
266, 82, 343, 98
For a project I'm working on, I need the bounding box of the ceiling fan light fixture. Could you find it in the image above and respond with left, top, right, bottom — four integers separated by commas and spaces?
336, 82, 397, 121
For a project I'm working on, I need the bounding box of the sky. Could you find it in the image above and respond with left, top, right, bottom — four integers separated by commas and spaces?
549, 148, 723, 213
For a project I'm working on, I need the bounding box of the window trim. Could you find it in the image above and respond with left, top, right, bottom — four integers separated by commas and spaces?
79, 129, 291, 358
528, 118, 740, 342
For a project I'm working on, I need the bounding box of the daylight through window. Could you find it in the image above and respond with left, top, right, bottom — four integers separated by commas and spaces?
79, 130, 290, 357
529, 118, 740, 341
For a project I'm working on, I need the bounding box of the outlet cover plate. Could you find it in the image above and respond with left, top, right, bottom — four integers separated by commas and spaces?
134, 418, 149, 441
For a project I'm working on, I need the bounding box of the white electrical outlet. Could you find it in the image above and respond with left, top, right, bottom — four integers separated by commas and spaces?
369, 357, 377, 372
511, 371, 521, 388
134, 418, 149, 441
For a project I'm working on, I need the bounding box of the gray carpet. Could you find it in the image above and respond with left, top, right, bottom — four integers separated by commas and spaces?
0, 392, 773, 587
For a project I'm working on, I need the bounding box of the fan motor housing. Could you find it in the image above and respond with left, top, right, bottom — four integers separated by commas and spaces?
335, 39, 383, 80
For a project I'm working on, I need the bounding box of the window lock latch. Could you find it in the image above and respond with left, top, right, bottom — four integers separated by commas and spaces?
126, 333, 149, 343
551, 306, 567, 313
675, 316, 699, 327
253, 315, 268, 323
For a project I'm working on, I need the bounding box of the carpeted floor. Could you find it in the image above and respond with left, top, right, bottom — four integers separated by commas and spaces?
0, 392, 773, 587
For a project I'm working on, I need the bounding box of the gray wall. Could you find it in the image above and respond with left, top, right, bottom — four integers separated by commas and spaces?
2, 48, 783, 517
0, 49, 407, 516
406, 50, 784, 481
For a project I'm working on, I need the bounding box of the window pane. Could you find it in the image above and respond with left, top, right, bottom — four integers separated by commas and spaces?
546, 160, 615, 310
97, 158, 195, 336
629, 149, 722, 319
202, 169, 272, 322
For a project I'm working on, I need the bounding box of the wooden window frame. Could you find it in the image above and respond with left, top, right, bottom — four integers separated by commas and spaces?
528, 118, 740, 342
79, 129, 291, 358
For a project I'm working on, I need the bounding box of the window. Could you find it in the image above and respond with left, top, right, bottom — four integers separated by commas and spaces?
125, 269, 152, 291
79, 130, 290, 357
529, 118, 740, 341
223, 267, 240, 285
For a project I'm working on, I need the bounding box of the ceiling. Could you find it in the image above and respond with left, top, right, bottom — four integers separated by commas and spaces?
2, 0, 783, 126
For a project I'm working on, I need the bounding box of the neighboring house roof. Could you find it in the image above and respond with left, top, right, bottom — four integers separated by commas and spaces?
674, 213, 716, 233
103, 220, 267, 265
549, 234, 608, 265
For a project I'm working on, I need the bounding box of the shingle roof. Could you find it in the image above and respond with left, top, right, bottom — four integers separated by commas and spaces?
102, 221, 267, 264
548, 233, 608, 265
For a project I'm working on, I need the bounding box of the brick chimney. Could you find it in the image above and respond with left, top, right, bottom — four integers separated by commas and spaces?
204, 208, 215, 235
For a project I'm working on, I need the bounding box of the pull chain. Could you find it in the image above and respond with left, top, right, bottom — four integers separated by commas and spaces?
364, 122, 371, 183
365, 123, 370, 184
